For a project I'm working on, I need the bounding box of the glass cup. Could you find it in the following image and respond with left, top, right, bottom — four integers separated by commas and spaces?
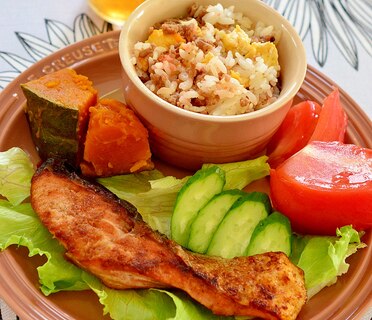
88, 0, 144, 26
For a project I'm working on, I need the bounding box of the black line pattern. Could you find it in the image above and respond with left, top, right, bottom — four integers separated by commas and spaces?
264, 0, 372, 69
1, 2, 372, 90
0, 13, 112, 89
0, 298, 20, 320
1, 2, 372, 89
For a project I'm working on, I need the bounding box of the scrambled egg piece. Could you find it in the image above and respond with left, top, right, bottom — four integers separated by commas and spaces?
195, 26, 203, 38
246, 42, 279, 69
146, 29, 185, 48
218, 25, 279, 69
230, 70, 250, 87
202, 52, 214, 63
218, 25, 251, 56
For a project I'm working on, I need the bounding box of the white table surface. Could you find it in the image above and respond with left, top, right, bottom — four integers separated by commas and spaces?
0, 1, 371, 319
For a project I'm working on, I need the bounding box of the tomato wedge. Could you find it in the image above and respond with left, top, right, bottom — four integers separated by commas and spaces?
309, 88, 348, 142
267, 101, 322, 168
267, 88, 348, 168
270, 141, 372, 235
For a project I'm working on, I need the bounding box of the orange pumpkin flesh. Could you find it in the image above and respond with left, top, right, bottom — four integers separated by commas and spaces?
81, 98, 154, 177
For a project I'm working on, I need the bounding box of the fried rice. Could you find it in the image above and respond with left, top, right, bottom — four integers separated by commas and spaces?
132, 3, 281, 116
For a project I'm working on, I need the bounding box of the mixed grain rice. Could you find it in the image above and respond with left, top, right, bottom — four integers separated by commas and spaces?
132, 3, 281, 116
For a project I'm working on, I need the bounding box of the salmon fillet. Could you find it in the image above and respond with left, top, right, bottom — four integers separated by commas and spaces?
31, 159, 307, 320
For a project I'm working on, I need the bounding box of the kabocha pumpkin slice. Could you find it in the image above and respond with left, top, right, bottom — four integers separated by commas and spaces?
80, 99, 154, 177
21, 68, 97, 167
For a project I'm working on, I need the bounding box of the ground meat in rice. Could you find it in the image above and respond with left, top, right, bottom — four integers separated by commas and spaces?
132, 3, 281, 116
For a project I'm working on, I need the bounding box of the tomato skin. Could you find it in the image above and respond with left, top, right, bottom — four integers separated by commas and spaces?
267, 89, 348, 168
270, 141, 372, 235
267, 101, 322, 168
309, 88, 348, 143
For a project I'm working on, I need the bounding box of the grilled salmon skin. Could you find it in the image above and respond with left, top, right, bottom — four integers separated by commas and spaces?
31, 159, 307, 320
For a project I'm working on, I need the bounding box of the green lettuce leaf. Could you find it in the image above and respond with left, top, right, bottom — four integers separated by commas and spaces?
157, 290, 230, 320
99, 156, 270, 236
293, 225, 366, 298
202, 156, 270, 190
85, 275, 228, 320
99, 173, 189, 236
98, 170, 165, 195
0, 200, 90, 294
84, 275, 176, 320
0, 147, 35, 205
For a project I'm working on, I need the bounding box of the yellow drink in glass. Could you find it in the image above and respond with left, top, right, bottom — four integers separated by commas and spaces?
88, 0, 144, 26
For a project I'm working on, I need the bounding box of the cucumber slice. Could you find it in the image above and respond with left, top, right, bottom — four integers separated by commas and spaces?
170, 166, 225, 246
246, 211, 292, 256
187, 189, 245, 253
206, 192, 271, 258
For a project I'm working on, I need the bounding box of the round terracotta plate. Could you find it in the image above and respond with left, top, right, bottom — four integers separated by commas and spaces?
0, 30, 371, 320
